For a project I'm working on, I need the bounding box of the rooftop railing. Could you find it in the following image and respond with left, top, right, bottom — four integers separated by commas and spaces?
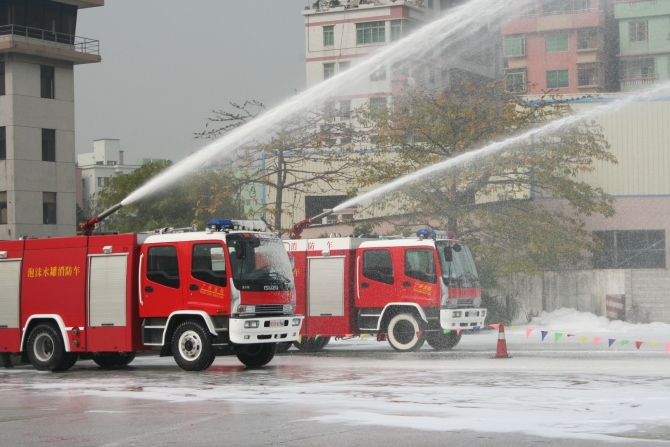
0, 24, 99, 56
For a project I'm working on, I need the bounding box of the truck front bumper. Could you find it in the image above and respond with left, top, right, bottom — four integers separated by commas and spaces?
229, 315, 304, 344
440, 308, 486, 330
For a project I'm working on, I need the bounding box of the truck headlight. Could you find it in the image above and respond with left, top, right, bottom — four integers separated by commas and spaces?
452, 311, 462, 318
283, 304, 294, 314
244, 320, 260, 329
238, 305, 255, 314
292, 318, 301, 327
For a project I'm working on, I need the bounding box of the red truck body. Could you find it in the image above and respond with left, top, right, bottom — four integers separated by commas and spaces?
0, 224, 303, 371
286, 231, 486, 352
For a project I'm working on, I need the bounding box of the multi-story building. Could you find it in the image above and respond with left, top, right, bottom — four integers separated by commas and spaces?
502, 0, 618, 94
76, 139, 141, 212
0, 0, 102, 239
615, 0, 670, 91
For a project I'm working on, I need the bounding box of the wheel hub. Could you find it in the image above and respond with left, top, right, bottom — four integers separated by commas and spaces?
178, 330, 202, 361
34, 333, 54, 362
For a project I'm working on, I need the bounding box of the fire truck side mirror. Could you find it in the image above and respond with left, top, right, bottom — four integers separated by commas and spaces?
453, 244, 462, 253
235, 241, 247, 260
443, 246, 453, 262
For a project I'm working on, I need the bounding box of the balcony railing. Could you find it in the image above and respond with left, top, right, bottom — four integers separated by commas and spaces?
0, 24, 99, 56
620, 76, 658, 87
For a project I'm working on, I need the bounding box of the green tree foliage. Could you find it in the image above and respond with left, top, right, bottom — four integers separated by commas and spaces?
95, 161, 242, 233
356, 79, 617, 276
196, 101, 361, 234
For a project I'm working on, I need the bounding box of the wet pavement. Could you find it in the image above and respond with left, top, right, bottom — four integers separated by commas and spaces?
1, 335, 669, 446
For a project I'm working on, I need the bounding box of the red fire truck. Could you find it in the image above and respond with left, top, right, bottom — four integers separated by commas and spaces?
283, 215, 485, 352
0, 216, 303, 372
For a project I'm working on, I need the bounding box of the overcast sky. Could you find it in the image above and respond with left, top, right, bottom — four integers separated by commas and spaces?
74, 0, 310, 163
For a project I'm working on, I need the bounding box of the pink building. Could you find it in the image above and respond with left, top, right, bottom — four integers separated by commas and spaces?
501, 0, 617, 94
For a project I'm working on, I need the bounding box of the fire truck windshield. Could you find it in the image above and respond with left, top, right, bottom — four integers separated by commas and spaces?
436, 241, 479, 288
226, 234, 294, 291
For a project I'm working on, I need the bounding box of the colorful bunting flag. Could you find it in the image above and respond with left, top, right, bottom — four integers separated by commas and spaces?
567, 334, 575, 337
665, 343, 670, 354
416, 331, 423, 338
621, 340, 630, 346
541, 331, 548, 341
489, 324, 500, 329
361, 334, 367, 339
650, 342, 658, 347
511, 326, 517, 329
314, 334, 321, 340
580, 336, 588, 344
635, 341, 643, 350
472, 326, 480, 332
526, 328, 534, 338
608, 339, 615, 347
443, 329, 451, 334
297, 335, 302, 343
593, 337, 602, 346
456, 328, 462, 335
554, 332, 563, 342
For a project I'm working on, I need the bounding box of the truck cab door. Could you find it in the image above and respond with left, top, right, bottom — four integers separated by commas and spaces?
357, 248, 398, 308
401, 247, 439, 307
139, 244, 184, 317
185, 242, 229, 315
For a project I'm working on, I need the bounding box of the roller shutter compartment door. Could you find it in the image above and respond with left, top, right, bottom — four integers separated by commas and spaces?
308, 257, 345, 317
89, 255, 128, 327
0, 260, 21, 328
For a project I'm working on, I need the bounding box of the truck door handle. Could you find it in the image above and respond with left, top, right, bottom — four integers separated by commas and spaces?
189, 284, 199, 291
144, 286, 154, 293
361, 282, 370, 288
403, 281, 412, 287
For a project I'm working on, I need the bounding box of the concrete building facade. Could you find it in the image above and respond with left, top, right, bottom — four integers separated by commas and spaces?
502, 0, 618, 94
0, 0, 102, 239
615, 0, 670, 91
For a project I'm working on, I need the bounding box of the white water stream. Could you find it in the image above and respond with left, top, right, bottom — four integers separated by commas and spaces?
121, 0, 513, 206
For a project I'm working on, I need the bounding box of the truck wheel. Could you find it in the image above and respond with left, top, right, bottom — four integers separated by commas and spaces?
386, 313, 425, 352
54, 353, 79, 372
93, 353, 124, 369
237, 343, 276, 368
293, 336, 330, 352
275, 342, 292, 353
426, 331, 462, 351
117, 352, 136, 367
26, 323, 67, 371
171, 320, 215, 372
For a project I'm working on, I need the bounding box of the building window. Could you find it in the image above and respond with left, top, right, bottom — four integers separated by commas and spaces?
369, 96, 387, 114
505, 69, 527, 92
629, 21, 648, 42
541, 0, 589, 15
356, 21, 385, 45
594, 230, 666, 269
391, 20, 402, 42
577, 28, 598, 49
0, 191, 6, 225
42, 129, 56, 162
573, 0, 590, 13
323, 25, 334, 46
0, 62, 4, 96
324, 63, 335, 80
427, 0, 434, 8
547, 70, 569, 88
520, 3, 537, 18
339, 100, 351, 119
578, 63, 599, 86
363, 250, 394, 285
41, 65, 54, 99
440, 0, 450, 10
546, 33, 569, 53
43, 192, 57, 225
370, 66, 386, 81
324, 100, 336, 118
326, 214, 338, 225
0, 127, 5, 160
504, 34, 525, 56
339, 61, 351, 72
620, 58, 656, 80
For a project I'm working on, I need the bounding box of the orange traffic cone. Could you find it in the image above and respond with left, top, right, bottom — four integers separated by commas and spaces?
494, 323, 510, 358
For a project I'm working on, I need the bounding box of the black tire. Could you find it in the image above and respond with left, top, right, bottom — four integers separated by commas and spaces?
93, 353, 124, 369
54, 353, 79, 372
117, 352, 136, 367
237, 343, 276, 368
426, 331, 462, 351
275, 342, 292, 353
171, 320, 216, 372
26, 323, 67, 371
386, 313, 425, 352
292, 336, 331, 352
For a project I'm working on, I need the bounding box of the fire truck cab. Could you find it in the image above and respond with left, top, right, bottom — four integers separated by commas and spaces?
287, 230, 485, 352
0, 220, 303, 372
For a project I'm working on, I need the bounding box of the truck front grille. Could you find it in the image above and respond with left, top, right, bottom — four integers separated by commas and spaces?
254, 304, 285, 314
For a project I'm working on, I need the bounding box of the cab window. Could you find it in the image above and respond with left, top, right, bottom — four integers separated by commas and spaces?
146, 245, 180, 288
192, 243, 226, 287
363, 250, 394, 285
404, 248, 437, 284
